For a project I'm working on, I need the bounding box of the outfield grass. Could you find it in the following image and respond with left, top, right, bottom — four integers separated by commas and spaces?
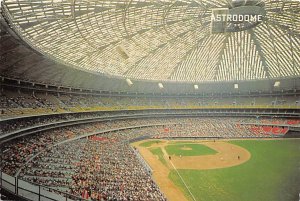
140, 140, 162, 147
150, 147, 167, 166
169, 139, 300, 201
165, 144, 217, 156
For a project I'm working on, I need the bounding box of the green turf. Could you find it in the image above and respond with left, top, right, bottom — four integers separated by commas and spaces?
165, 143, 217, 156
139, 140, 162, 147
169, 139, 300, 201
150, 147, 167, 166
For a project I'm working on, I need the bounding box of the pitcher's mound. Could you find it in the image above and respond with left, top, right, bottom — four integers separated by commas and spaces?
171, 141, 251, 170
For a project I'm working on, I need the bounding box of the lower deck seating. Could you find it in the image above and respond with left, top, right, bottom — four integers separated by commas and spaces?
250, 126, 288, 136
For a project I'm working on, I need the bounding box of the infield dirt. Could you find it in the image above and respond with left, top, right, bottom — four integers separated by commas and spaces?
132, 140, 251, 201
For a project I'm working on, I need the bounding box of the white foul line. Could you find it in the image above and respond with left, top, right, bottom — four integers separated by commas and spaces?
169, 160, 197, 201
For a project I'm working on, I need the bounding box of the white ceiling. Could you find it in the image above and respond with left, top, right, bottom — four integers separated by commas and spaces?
1, 0, 300, 83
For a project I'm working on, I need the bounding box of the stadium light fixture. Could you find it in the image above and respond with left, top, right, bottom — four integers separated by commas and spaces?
234, 83, 239, 89
274, 81, 280, 87
158, 83, 164, 89
194, 84, 199, 90
126, 78, 133, 86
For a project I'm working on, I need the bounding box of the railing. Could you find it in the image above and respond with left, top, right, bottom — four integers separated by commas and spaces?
0, 172, 86, 201
131, 144, 153, 173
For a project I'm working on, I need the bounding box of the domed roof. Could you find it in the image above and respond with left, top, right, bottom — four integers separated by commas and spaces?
2, 0, 300, 83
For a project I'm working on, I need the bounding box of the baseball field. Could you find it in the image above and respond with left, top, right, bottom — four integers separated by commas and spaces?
132, 139, 300, 201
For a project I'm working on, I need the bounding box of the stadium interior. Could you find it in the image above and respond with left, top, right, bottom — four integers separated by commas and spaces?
0, 0, 299, 201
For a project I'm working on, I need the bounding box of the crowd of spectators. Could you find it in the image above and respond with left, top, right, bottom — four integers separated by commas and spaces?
0, 92, 57, 114
0, 112, 109, 134
151, 118, 282, 138
1, 89, 299, 118
1, 118, 171, 176
0, 92, 184, 117
2, 107, 298, 138
0, 110, 166, 135
0, 94, 51, 109
240, 117, 300, 125
2, 127, 72, 176
0, 91, 202, 112
16, 128, 167, 200
1, 116, 292, 200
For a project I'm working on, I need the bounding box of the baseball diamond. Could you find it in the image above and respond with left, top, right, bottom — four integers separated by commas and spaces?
133, 139, 300, 201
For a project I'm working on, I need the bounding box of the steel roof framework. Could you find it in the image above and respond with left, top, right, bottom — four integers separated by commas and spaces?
1, 0, 300, 83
